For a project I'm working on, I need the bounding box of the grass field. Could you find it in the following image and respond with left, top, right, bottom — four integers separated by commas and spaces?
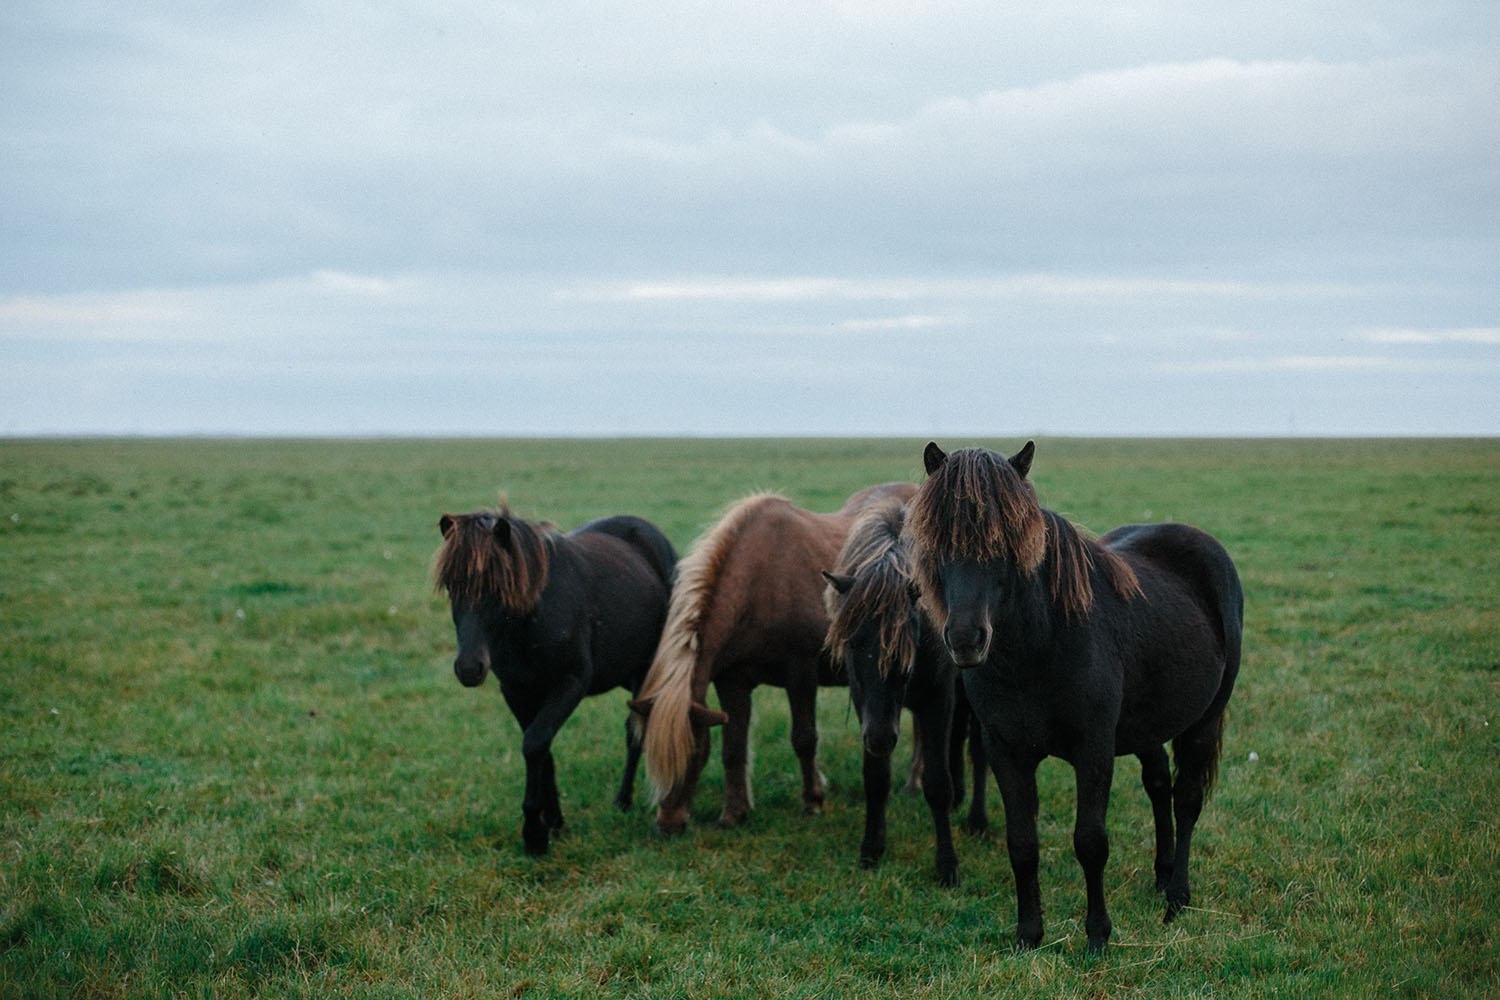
2, 436, 1497, 998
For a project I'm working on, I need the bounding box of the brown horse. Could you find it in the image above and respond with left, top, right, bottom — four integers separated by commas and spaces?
630, 481, 917, 835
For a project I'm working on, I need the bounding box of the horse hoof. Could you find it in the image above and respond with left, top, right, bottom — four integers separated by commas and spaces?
1164, 887, 1189, 923
937, 867, 960, 888
859, 854, 880, 870
716, 810, 750, 829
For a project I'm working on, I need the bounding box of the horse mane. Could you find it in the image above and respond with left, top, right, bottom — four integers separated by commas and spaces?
907, 446, 1046, 575
823, 500, 918, 680
1040, 510, 1144, 620
431, 503, 553, 614
906, 447, 1140, 622
637, 492, 784, 803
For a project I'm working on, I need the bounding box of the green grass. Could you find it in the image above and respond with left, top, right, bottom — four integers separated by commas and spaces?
2, 436, 1496, 998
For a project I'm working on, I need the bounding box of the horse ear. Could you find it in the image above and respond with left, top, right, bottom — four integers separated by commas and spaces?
906, 579, 922, 605
439, 514, 457, 537
690, 702, 729, 728
822, 570, 855, 595
491, 517, 512, 547
1009, 440, 1036, 479
923, 442, 948, 476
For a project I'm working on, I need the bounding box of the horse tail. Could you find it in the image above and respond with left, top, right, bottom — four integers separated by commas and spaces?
636, 495, 775, 802
1207, 556, 1245, 799
1194, 539, 1245, 801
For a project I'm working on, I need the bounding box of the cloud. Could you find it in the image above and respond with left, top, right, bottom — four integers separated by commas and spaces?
0, 295, 190, 327
1360, 327, 1500, 345
572, 273, 1370, 305
1, 3, 1496, 435
1159, 354, 1500, 376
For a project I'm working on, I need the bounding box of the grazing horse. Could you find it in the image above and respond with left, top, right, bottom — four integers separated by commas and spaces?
630, 481, 917, 835
905, 442, 1243, 955
433, 505, 676, 855
821, 495, 987, 887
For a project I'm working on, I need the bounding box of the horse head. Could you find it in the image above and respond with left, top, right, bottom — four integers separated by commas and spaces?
434, 509, 550, 687
908, 441, 1041, 668
822, 497, 927, 756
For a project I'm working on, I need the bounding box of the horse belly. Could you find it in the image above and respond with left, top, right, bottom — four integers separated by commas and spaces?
1116, 635, 1225, 750
589, 601, 669, 693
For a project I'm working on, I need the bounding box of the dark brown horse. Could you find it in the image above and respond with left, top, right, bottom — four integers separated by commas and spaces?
821, 495, 987, 886
433, 505, 676, 854
630, 481, 917, 835
906, 442, 1243, 955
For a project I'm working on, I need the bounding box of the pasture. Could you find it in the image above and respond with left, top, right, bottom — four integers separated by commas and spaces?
1, 436, 1496, 998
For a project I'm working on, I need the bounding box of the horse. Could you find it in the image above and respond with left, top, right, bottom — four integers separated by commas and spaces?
629, 481, 918, 835
821, 495, 988, 887
433, 504, 676, 855
905, 442, 1243, 955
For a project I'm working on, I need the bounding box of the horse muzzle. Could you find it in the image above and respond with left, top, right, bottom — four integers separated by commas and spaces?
453, 654, 489, 687
862, 722, 900, 759
654, 803, 690, 837
944, 624, 991, 668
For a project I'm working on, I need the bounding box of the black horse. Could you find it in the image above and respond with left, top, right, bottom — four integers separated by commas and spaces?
821, 495, 988, 887
434, 505, 676, 855
905, 442, 1243, 955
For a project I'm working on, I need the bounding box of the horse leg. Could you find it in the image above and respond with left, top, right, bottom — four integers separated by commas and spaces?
903, 718, 923, 795
990, 742, 1045, 950
915, 692, 960, 887
1138, 744, 1175, 891
615, 706, 644, 811
510, 677, 588, 856
860, 747, 891, 870
945, 701, 965, 809
1165, 712, 1224, 923
966, 711, 990, 835
714, 679, 754, 827
787, 674, 826, 814
1072, 747, 1116, 956
957, 687, 990, 834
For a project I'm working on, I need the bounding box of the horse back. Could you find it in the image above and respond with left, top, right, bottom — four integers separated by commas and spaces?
1103, 523, 1242, 653
839, 480, 918, 515
697, 497, 847, 678
543, 520, 677, 692
1101, 523, 1243, 750
573, 515, 678, 587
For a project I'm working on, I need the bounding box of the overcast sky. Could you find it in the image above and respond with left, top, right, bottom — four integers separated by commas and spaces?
3, 2, 1497, 436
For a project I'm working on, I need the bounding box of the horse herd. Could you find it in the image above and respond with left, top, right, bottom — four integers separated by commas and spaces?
433, 441, 1244, 955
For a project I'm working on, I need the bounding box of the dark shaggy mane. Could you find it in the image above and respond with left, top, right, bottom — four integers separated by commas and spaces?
823, 500, 918, 679
907, 447, 1140, 622
432, 504, 554, 614
906, 447, 1046, 573
1040, 511, 1143, 620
